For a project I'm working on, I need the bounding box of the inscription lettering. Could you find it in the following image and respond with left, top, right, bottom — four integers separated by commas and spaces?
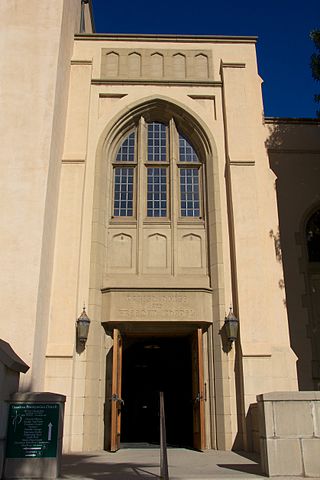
119, 308, 195, 319
117, 294, 196, 320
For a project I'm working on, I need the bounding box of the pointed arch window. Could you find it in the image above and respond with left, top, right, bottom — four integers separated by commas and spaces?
112, 119, 204, 221
147, 122, 168, 217
113, 132, 136, 217
178, 134, 201, 217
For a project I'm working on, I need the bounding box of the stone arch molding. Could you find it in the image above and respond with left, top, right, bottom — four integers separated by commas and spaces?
91, 95, 225, 294
94, 95, 222, 223
96, 95, 217, 163
302, 202, 320, 238
297, 201, 320, 263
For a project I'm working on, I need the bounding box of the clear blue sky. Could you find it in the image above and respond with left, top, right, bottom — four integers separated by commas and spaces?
91, 0, 319, 118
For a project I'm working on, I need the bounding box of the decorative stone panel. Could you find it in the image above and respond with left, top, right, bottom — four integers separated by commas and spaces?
101, 49, 213, 81
107, 230, 136, 273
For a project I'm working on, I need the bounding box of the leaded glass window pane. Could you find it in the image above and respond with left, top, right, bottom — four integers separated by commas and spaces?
179, 134, 199, 162
147, 122, 167, 161
113, 167, 134, 216
116, 132, 135, 162
147, 167, 167, 217
180, 168, 200, 217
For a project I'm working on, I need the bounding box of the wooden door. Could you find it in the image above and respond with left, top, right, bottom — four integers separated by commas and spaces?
110, 328, 123, 452
192, 328, 206, 450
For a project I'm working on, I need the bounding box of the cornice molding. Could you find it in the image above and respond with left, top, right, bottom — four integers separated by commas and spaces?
99, 93, 127, 98
265, 117, 320, 125
229, 160, 255, 166
101, 287, 213, 294
75, 33, 258, 44
62, 155, 86, 163
71, 59, 93, 65
92, 79, 222, 87
221, 62, 246, 69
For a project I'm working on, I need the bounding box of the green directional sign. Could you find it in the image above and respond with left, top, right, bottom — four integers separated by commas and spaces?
6, 403, 59, 458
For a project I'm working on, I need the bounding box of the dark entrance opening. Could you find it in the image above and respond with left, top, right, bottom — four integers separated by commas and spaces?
121, 336, 193, 447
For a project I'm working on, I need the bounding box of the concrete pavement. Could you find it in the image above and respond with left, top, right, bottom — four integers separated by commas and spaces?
60, 447, 263, 479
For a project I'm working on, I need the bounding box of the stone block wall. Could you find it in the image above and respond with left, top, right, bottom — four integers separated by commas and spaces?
257, 392, 320, 477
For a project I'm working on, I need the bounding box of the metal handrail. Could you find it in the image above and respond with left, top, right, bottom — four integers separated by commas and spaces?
159, 391, 169, 480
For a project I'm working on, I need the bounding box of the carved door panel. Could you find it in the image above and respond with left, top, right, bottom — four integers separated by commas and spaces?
110, 328, 123, 452
192, 328, 206, 450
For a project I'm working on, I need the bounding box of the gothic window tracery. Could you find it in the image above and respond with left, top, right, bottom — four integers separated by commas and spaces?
111, 119, 204, 220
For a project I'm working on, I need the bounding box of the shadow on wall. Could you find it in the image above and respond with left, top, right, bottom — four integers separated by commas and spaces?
232, 401, 260, 455
266, 119, 320, 390
269, 227, 286, 307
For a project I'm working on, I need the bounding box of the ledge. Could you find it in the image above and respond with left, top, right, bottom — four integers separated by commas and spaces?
265, 117, 320, 125
92, 79, 222, 87
0, 340, 29, 373
102, 286, 213, 293
10, 392, 66, 403
257, 391, 320, 402
75, 33, 258, 44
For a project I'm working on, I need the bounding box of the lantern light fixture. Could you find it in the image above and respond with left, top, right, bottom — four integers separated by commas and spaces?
224, 307, 239, 344
76, 305, 90, 346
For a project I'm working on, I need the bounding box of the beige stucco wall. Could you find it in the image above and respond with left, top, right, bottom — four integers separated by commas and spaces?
41, 34, 301, 452
0, 1, 93, 392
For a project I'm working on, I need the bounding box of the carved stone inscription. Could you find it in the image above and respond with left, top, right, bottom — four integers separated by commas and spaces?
104, 290, 212, 322
119, 294, 194, 320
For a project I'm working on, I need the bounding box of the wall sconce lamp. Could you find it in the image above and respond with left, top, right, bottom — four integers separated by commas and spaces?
76, 306, 91, 347
224, 307, 239, 344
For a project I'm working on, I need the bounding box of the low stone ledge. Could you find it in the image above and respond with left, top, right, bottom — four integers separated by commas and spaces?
257, 391, 320, 477
257, 391, 320, 402
10, 392, 66, 403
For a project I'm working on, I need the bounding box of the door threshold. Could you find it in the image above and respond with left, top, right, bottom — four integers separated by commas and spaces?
120, 442, 160, 449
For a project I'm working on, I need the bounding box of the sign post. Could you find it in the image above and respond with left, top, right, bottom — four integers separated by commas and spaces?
4, 393, 66, 479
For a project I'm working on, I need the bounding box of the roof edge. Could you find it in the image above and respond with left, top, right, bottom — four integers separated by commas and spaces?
0, 339, 29, 374
265, 116, 320, 125
74, 33, 258, 44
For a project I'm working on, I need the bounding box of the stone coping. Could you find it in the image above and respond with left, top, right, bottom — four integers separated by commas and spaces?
265, 117, 320, 125
10, 392, 66, 403
0, 340, 29, 373
257, 391, 320, 401
75, 33, 258, 44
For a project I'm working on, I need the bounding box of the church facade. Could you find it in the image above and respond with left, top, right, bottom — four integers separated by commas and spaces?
1, 1, 319, 454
